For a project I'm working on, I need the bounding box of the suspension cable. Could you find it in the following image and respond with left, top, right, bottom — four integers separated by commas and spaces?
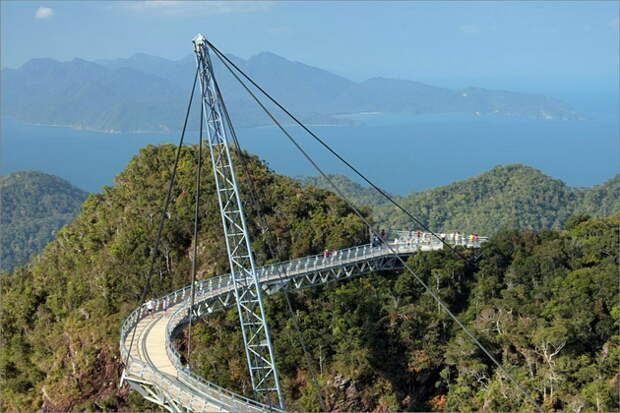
125, 66, 199, 367
187, 85, 205, 362
211, 50, 544, 413
206, 41, 470, 264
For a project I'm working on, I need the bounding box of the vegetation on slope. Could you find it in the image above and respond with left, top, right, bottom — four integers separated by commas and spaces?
7, 165, 615, 275
298, 174, 394, 208
0, 144, 368, 411
188, 215, 619, 411
1, 147, 617, 412
301, 165, 620, 235
0, 171, 88, 272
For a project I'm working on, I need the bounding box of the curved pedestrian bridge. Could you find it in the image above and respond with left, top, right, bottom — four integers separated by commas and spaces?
120, 234, 485, 412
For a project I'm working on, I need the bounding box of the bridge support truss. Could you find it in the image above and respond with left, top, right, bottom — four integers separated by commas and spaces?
192, 34, 285, 409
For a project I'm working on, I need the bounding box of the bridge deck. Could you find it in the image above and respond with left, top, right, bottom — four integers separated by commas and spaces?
124, 306, 231, 411
120, 238, 485, 412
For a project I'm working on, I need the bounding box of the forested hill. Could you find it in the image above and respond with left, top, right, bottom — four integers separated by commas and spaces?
0, 144, 369, 412
300, 165, 620, 234
4, 165, 616, 275
0, 171, 87, 272
0, 146, 618, 411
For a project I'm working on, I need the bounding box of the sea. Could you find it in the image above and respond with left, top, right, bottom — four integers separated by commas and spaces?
1, 94, 618, 195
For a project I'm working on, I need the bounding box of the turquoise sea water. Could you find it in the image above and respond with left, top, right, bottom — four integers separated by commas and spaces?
2, 105, 618, 194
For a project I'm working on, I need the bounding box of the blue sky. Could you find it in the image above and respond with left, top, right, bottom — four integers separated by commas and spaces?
1, 1, 618, 94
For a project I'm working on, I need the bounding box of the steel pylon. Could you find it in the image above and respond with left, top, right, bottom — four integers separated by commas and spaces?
192, 34, 285, 410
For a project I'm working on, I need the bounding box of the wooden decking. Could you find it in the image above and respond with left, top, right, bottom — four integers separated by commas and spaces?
124, 304, 228, 412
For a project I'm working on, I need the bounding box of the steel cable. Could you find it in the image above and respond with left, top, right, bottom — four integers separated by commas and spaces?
124, 66, 199, 368
187, 83, 205, 362
210, 62, 328, 412
206, 41, 471, 265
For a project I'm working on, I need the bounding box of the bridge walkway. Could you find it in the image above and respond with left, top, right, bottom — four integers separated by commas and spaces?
120, 237, 485, 412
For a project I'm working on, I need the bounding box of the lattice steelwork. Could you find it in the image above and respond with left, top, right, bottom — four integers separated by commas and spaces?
192, 34, 285, 409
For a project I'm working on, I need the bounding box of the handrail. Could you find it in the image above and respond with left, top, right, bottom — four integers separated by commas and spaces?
254, 234, 482, 278
119, 265, 283, 411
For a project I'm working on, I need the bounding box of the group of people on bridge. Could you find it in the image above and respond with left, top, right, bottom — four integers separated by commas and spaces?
145, 296, 170, 314
371, 229, 483, 247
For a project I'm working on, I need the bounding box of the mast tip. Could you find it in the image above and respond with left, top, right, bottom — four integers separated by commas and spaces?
193, 33, 206, 48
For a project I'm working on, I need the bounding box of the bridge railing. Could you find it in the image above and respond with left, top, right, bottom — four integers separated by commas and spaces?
122, 236, 485, 336
119, 273, 283, 411
253, 235, 485, 280
121, 235, 486, 358
255, 241, 404, 279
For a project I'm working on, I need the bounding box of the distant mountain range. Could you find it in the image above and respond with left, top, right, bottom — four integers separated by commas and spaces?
1, 52, 583, 133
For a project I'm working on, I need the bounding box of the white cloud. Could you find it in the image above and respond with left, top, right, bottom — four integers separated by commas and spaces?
111, 1, 272, 17
35, 7, 54, 19
459, 24, 480, 34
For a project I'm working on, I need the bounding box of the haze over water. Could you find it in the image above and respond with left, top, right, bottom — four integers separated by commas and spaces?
2, 93, 618, 194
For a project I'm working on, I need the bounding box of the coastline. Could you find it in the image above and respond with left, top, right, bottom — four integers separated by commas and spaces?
3, 117, 361, 135
2, 106, 587, 136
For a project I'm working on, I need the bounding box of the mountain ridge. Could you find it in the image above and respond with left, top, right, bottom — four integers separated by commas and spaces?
1, 52, 583, 133
4, 164, 617, 273
299, 164, 620, 234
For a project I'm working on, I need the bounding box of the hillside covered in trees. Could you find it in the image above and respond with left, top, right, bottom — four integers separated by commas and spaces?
0, 144, 369, 411
5, 165, 616, 274
301, 165, 620, 235
1, 146, 617, 412
0, 171, 88, 272
190, 214, 619, 412
299, 174, 393, 208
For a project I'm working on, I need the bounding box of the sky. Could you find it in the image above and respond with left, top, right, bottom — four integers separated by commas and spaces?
1, 1, 619, 95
